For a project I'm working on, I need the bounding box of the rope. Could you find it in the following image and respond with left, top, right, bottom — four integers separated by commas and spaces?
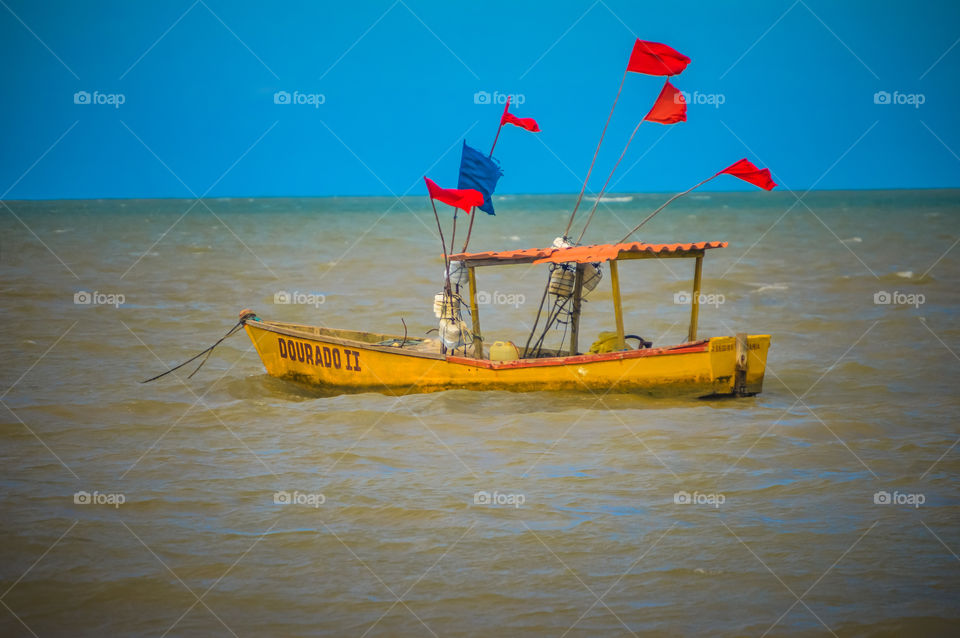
141, 320, 246, 383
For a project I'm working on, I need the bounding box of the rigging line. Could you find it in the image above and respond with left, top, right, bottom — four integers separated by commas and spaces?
531, 293, 573, 358
521, 270, 553, 357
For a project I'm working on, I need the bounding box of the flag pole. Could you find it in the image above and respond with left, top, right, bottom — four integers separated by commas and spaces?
450, 209, 458, 254
575, 120, 644, 244
429, 197, 453, 356
563, 67, 628, 239
459, 209, 476, 254
460, 97, 510, 254
489, 96, 510, 157
430, 196, 451, 282
618, 173, 719, 243
528, 66, 628, 358
576, 77, 670, 244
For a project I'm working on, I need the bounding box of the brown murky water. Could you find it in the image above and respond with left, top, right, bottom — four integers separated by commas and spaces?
1, 191, 958, 636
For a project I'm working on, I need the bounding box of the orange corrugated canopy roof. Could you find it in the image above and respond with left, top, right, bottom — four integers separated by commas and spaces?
449, 241, 727, 265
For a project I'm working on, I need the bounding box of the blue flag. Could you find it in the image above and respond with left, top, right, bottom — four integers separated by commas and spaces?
457, 141, 503, 215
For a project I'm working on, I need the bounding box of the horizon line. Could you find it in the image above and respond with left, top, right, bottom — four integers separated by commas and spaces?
3, 185, 959, 203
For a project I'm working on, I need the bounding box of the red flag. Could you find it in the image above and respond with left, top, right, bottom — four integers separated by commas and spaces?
644, 81, 686, 124
626, 39, 691, 76
501, 110, 540, 132
424, 177, 484, 213
717, 159, 777, 191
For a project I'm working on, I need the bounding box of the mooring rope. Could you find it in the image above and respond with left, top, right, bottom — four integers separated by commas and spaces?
141, 317, 249, 384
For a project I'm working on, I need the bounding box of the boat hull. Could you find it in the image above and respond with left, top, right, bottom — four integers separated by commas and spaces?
243, 318, 770, 397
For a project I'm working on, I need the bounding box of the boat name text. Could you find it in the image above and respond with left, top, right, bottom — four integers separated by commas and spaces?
278, 338, 361, 372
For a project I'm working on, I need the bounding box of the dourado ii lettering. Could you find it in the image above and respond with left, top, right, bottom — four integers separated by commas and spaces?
277, 338, 361, 372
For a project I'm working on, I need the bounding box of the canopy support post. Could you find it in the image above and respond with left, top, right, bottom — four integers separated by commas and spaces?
568, 264, 584, 356
467, 266, 483, 359
687, 254, 703, 342
610, 259, 626, 350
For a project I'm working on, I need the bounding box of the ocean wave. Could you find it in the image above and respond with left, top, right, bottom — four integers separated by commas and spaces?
748, 282, 789, 293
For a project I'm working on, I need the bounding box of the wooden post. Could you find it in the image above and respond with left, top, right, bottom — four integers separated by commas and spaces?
687, 254, 703, 342
568, 264, 585, 356
609, 259, 626, 350
734, 332, 748, 395
467, 266, 483, 359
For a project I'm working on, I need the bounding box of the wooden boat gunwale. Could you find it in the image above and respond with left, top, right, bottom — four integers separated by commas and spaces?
446, 340, 710, 369
247, 318, 715, 369
249, 320, 446, 360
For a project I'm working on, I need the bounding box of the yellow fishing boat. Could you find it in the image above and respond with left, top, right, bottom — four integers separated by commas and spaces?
144, 37, 775, 398
242, 240, 770, 397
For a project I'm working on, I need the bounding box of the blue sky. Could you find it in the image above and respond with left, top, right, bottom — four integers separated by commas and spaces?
1, 0, 959, 199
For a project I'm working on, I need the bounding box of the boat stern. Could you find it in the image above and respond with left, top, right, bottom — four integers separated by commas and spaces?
708, 333, 771, 396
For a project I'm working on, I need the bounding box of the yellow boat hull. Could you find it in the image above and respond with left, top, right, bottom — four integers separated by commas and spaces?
242, 316, 770, 397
